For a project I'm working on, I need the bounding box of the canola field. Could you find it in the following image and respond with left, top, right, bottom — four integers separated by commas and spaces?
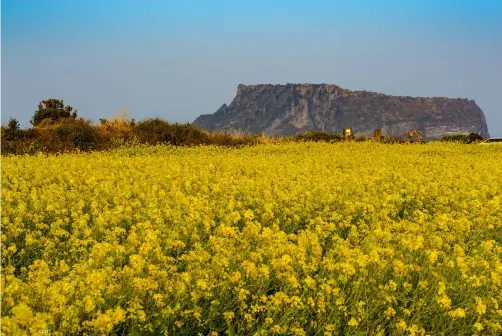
1, 142, 502, 335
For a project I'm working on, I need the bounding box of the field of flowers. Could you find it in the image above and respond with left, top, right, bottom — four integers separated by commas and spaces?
2, 142, 502, 335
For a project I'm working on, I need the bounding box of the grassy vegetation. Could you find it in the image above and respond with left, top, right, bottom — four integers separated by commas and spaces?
3, 116, 464, 156
2, 98, 487, 155
440, 133, 485, 144
1, 116, 267, 155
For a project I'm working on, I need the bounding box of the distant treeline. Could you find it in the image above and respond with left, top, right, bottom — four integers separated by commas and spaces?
1, 99, 485, 155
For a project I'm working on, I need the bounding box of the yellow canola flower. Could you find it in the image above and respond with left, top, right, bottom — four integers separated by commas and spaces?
1, 142, 501, 335
385, 307, 396, 319
475, 297, 487, 315
223, 311, 234, 321
449, 308, 466, 318
12, 303, 33, 326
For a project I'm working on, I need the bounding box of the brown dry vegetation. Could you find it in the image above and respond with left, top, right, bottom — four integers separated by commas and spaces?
2, 115, 476, 155
1, 117, 269, 155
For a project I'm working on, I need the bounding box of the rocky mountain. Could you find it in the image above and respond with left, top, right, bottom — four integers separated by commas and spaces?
193, 84, 490, 139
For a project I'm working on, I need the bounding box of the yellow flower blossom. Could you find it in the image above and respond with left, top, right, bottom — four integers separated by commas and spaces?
12, 303, 33, 326
449, 308, 466, 318
223, 311, 234, 321
475, 297, 487, 315
1, 142, 501, 335
385, 307, 396, 319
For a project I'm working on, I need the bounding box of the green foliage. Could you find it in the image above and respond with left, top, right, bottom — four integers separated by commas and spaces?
380, 136, 403, 144
8, 118, 20, 132
468, 132, 485, 142
133, 118, 210, 146
354, 135, 370, 142
2, 118, 36, 143
47, 118, 100, 151
1, 99, 488, 155
71, 126, 99, 150
440, 133, 484, 144
3, 118, 21, 141
293, 131, 343, 143
22, 141, 47, 155
31, 99, 77, 126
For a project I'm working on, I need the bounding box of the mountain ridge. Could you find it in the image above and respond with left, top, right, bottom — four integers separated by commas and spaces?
193, 83, 490, 139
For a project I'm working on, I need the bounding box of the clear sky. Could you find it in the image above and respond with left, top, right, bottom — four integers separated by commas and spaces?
2, 0, 502, 136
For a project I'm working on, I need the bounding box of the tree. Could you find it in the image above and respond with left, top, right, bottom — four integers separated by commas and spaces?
468, 132, 484, 143
3, 118, 21, 140
7, 118, 20, 132
31, 98, 77, 126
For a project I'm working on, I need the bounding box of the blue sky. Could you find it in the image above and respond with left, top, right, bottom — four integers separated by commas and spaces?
2, 0, 502, 135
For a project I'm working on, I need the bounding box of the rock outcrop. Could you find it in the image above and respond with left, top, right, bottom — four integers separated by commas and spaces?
193, 84, 490, 139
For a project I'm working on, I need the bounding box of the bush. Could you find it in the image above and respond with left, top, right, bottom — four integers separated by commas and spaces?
31, 99, 77, 126
98, 116, 135, 141
2, 118, 21, 141
354, 135, 370, 142
209, 131, 261, 147
33, 118, 100, 153
133, 118, 210, 146
440, 133, 484, 144
72, 126, 99, 150
1, 118, 38, 154
18, 129, 37, 140
293, 131, 343, 143
8, 118, 20, 132
380, 136, 403, 144
467, 132, 485, 143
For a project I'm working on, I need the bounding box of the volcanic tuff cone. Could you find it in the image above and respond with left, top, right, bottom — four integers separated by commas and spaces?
193, 84, 489, 139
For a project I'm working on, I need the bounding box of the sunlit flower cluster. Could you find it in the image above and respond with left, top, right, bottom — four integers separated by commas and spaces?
2, 142, 502, 335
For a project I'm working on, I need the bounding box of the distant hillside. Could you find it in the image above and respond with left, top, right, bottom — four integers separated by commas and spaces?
193, 84, 490, 139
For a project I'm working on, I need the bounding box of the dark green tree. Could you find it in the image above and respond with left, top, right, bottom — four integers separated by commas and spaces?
468, 132, 484, 143
31, 98, 77, 126
3, 118, 21, 140
7, 118, 20, 132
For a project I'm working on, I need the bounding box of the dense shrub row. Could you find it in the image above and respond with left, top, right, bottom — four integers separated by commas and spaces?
2, 121, 419, 155
2, 99, 488, 154
440, 133, 485, 144
1, 117, 486, 155
1, 117, 265, 155
292, 131, 344, 143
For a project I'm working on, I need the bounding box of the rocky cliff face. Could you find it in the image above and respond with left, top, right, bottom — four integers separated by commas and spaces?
193, 84, 490, 139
